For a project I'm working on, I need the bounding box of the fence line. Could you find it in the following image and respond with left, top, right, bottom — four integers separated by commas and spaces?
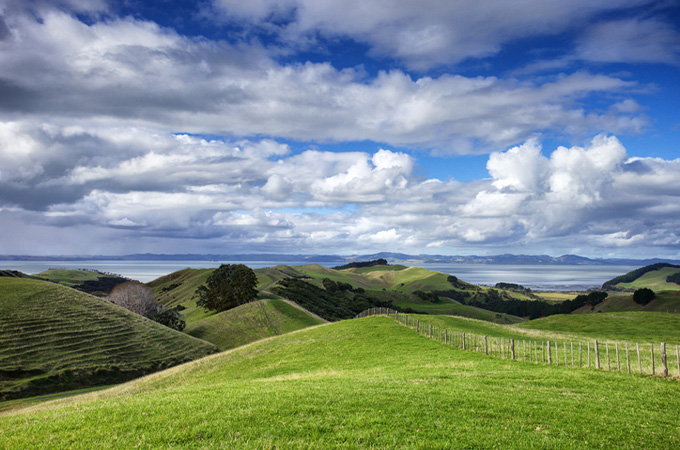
355, 307, 679, 379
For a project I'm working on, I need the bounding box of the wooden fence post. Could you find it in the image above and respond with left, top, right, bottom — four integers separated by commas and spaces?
462, 332, 466, 350
511, 339, 515, 360
579, 342, 582, 368
484, 336, 488, 355
637, 343, 641, 374
594, 340, 600, 369
606, 342, 610, 371
661, 342, 668, 377
547, 341, 552, 364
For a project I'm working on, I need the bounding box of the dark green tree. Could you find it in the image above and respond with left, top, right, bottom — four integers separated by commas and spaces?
196, 264, 258, 312
633, 288, 655, 305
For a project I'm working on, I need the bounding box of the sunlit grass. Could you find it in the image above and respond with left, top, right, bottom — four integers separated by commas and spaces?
2, 317, 679, 449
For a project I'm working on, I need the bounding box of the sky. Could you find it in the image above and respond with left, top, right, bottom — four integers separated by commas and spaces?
0, 0, 679, 258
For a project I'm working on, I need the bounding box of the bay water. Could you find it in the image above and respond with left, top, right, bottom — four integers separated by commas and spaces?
1, 260, 636, 291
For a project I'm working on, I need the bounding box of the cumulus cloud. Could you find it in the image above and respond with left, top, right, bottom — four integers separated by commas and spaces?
212, 0, 653, 70
0, 9, 645, 153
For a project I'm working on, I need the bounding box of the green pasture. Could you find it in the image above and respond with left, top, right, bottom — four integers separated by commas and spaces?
614, 266, 680, 292
0, 278, 218, 400
2, 317, 679, 449
185, 299, 325, 350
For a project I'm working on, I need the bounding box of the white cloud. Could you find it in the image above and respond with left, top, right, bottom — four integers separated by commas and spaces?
0, 10, 645, 153
576, 18, 680, 65
212, 0, 653, 70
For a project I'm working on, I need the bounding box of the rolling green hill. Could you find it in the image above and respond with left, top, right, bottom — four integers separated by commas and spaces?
603, 263, 680, 292
147, 264, 525, 326
2, 317, 679, 449
35, 269, 130, 296
0, 278, 219, 401
184, 299, 325, 350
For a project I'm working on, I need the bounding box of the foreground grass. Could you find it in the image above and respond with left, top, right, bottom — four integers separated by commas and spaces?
2, 317, 679, 449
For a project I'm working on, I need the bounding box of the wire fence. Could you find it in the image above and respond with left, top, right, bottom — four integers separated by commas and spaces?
356, 307, 680, 379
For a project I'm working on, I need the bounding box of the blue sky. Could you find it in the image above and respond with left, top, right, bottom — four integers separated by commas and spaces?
0, 0, 679, 258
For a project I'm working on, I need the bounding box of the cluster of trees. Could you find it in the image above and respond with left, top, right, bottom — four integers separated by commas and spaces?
195, 264, 258, 313
467, 290, 608, 319
107, 282, 185, 331
332, 259, 388, 270
633, 288, 655, 305
272, 277, 413, 321
666, 272, 680, 285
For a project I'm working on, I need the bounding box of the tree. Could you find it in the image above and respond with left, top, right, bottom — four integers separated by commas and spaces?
633, 288, 655, 305
196, 264, 258, 312
108, 281, 159, 317
108, 281, 185, 331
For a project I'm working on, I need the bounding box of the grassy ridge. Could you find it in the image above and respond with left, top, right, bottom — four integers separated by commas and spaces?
0, 278, 219, 400
185, 299, 325, 350
616, 266, 680, 291
2, 317, 679, 449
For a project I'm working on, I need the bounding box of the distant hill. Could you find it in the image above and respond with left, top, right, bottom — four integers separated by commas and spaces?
0, 278, 219, 400
35, 269, 130, 296
602, 263, 680, 292
3, 252, 680, 266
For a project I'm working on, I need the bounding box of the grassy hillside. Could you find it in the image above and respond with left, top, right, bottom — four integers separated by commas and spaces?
0, 278, 219, 400
36, 269, 129, 296
517, 311, 680, 343
615, 266, 680, 291
185, 299, 325, 350
2, 317, 679, 449
405, 310, 680, 345
147, 268, 213, 307
603, 263, 680, 292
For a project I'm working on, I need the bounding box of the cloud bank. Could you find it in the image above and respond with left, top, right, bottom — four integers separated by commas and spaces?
0, 1, 678, 258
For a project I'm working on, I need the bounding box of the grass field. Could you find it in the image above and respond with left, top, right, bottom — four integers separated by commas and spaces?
185, 299, 325, 350
0, 278, 219, 400
615, 266, 680, 291
34, 269, 103, 286
2, 317, 679, 449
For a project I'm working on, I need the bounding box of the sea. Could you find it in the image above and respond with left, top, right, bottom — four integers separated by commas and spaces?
1, 260, 638, 291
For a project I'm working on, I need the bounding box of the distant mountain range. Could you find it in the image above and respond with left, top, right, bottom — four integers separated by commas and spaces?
1, 252, 679, 266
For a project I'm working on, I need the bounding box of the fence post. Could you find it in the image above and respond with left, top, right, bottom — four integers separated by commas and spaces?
595, 340, 600, 369
651, 344, 655, 375
661, 342, 668, 377
462, 332, 466, 350
637, 343, 641, 374
571, 342, 574, 368
555, 341, 559, 366
511, 339, 515, 360
547, 341, 552, 364
484, 336, 488, 355
605, 343, 610, 371
429, 324, 432, 338
579, 342, 582, 368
